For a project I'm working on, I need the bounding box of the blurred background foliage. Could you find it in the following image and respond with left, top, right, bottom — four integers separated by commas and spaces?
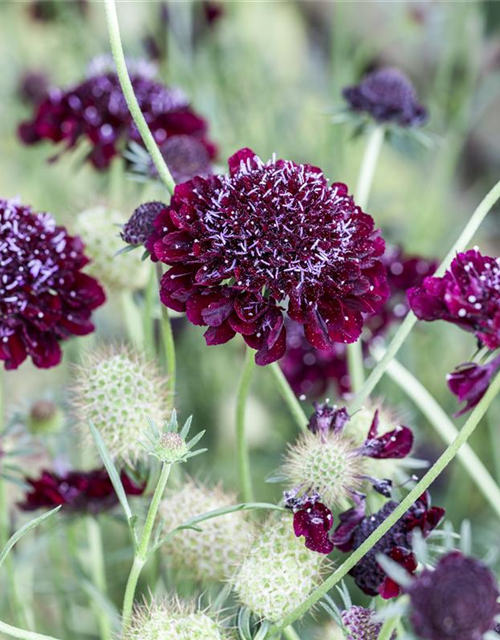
1, 1, 500, 637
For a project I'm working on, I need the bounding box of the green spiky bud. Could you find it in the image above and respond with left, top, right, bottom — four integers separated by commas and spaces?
27, 400, 64, 435
125, 598, 226, 640
141, 412, 206, 464
73, 346, 171, 466
160, 480, 254, 582
282, 431, 363, 510
74, 206, 149, 292
232, 514, 325, 624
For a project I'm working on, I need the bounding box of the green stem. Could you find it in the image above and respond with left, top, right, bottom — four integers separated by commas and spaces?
104, 0, 176, 195
351, 176, 500, 413
0, 622, 62, 640
378, 612, 401, 640
380, 352, 500, 520
121, 291, 145, 350
156, 264, 176, 399
87, 518, 112, 640
269, 363, 308, 432
282, 626, 302, 640
236, 348, 256, 503
121, 463, 171, 630
275, 370, 500, 630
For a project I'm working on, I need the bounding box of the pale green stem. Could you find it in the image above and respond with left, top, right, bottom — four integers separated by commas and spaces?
121, 463, 171, 631
269, 363, 308, 432
87, 518, 112, 640
275, 370, 500, 630
347, 126, 385, 393
104, 0, 175, 195
121, 291, 145, 350
380, 352, 500, 520
282, 626, 302, 640
351, 176, 500, 413
156, 264, 176, 399
143, 266, 156, 360
0, 622, 62, 640
236, 348, 256, 503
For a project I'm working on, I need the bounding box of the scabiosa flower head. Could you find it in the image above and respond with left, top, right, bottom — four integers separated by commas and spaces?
447, 355, 500, 416
0, 199, 105, 370
342, 606, 396, 640
124, 597, 226, 640
408, 551, 500, 640
121, 202, 166, 248
343, 67, 428, 127
408, 249, 500, 349
73, 346, 171, 466
74, 206, 149, 292
332, 493, 445, 598
147, 148, 388, 365
159, 480, 254, 582
18, 467, 144, 514
27, 400, 64, 435
233, 514, 326, 623
19, 59, 216, 170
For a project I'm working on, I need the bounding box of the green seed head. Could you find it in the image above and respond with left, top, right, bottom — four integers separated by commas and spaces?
153, 432, 189, 464
160, 480, 254, 582
73, 346, 171, 466
74, 206, 149, 292
232, 514, 326, 624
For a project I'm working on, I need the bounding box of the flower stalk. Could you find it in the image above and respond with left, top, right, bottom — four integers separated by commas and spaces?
156, 264, 176, 398
87, 518, 112, 640
269, 363, 308, 432
236, 348, 256, 502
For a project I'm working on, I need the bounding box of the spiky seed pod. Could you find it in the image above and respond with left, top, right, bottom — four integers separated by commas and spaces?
232, 514, 326, 624
159, 480, 254, 582
125, 597, 226, 640
73, 206, 149, 292
73, 346, 171, 466
282, 431, 363, 510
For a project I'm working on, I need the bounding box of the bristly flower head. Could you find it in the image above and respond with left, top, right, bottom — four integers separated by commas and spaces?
333, 493, 445, 599
141, 410, 206, 464
160, 480, 255, 582
341, 606, 396, 640
447, 355, 500, 416
121, 202, 166, 248
19, 58, 216, 170
74, 206, 149, 292
408, 551, 500, 640
18, 467, 144, 514
343, 67, 428, 127
232, 514, 326, 623
73, 346, 171, 466
408, 249, 500, 349
125, 597, 226, 640
0, 198, 105, 370
147, 148, 388, 365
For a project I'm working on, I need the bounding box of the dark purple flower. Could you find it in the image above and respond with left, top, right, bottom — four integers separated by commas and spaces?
19, 63, 216, 171
332, 492, 445, 598
408, 250, 500, 350
308, 403, 349, 437
0, 199, 105, 370
408, 552, 500, 640
343, 67, 428, 127
17, 70, 50, 107
342, 606, 396, 640
447, 354, 500, 416
147, 148, 388, 365
18, 468, 145, 514
155, 135, 213, 184
287, 492, 334, 555
121, 201, 167, 247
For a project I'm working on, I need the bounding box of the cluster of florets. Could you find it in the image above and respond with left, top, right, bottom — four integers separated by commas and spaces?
343, 67, 428, 127
18, 467, 144, 514
147, 147, 388, 365
19, 58, 216, 170
0, 198, 105, 370
121, 202, 166, 248
341, 606, 396, 640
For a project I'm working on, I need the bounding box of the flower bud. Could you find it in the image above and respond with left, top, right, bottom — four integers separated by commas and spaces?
27, 400, 64, 435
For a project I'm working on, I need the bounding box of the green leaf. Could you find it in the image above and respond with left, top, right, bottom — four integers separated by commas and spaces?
0, 506, 61, 572
186, 430, 205, 449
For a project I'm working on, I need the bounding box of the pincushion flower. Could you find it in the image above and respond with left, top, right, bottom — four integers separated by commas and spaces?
341, 606, 396, 640
19, 57, 216, 170
332, 493, 445, 598
343, 67, 428, 127
0, 198, 105, 370
408, 551, 500, 640
18, 468, 144, 514
147, 148, 388, 365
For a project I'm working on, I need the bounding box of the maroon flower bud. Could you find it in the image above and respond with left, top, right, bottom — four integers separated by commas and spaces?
121, 202, 167, 247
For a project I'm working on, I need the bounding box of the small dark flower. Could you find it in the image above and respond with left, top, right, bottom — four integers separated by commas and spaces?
147, 148, 388, 365
18, 468, 145, 514
121, 202, 167, 247
343, 67, 428, 127
284, 490, 334, 554
447, 354, 500, 415
332, 492, 445, 598
408, 551, 500, 640
308, 403, 349, 437
156, 135, 213, 184
342, 605, 396, 640
408, 250, 500, 350
19, 60, 216, 170
17, 70, 50, 106
0, 199, 105, 370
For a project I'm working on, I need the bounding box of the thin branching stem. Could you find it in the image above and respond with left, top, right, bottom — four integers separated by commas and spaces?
236, 348, 256, 502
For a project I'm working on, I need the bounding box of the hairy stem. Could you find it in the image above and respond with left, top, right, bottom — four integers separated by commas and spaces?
236, 348, 256, 502
275, 370, 500, 629
87, 518, 113, 640
104, 0, 175, 195
351, 176, 500, 413
269, 363, 309, 432
156, 264, 176, 399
